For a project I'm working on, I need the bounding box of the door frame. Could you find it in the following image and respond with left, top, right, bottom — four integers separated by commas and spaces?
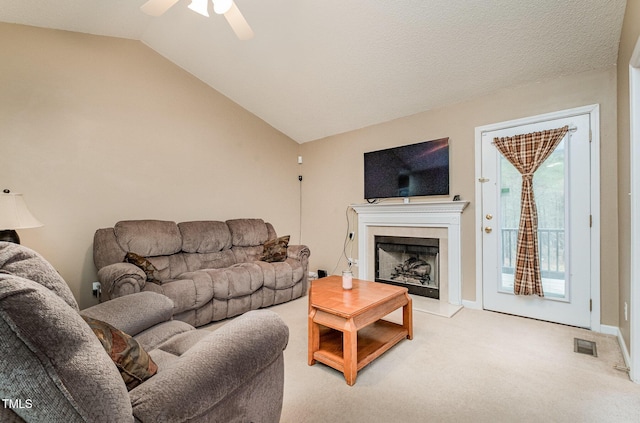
629, 36, 640, 383
474, 104, 601, 331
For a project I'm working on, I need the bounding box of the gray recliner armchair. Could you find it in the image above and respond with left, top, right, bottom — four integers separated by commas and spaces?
0, 242, 288, 423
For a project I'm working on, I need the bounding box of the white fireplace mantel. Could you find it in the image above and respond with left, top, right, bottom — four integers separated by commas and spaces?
351, 201, 469, 305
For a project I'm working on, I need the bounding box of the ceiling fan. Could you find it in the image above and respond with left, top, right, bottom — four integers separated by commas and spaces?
140, 0, 254, 40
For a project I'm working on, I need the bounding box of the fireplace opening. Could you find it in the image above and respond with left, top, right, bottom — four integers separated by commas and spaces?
375, 235, 439, 299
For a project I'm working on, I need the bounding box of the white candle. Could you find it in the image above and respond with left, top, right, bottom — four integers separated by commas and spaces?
342, 270, 353, 290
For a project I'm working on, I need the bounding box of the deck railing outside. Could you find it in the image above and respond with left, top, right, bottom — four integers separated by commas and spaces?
501, 228, 565, 279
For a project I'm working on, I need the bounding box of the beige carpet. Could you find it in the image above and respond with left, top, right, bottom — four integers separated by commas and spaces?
258, 296, 640, 423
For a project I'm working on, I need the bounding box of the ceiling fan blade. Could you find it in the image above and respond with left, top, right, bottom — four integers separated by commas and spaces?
140, 0, 181, 17
223, 1, 254, 40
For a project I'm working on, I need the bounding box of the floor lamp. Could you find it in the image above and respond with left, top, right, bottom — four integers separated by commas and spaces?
0, 189, 43, 244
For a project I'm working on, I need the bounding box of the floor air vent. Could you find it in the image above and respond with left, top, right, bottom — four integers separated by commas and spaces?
574, 338, 598, 357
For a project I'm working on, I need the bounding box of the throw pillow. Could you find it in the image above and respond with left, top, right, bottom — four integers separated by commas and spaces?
124, 252, 160, 283
260, 235, 290, 263
82, 316, 158, 390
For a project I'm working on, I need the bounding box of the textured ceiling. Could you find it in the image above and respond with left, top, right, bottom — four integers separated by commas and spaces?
0, 0, 627, 143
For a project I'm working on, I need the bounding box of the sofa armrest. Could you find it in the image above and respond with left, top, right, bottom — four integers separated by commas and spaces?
129, 309, 289, 423
97, 263, 146, 300
80, 292, 174, 336
287, 244, 311, 295
287, 244, 310, 262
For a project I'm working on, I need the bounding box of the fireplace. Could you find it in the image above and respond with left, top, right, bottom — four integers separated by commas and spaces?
375, 236, 440, 299
352, 201, 469, 306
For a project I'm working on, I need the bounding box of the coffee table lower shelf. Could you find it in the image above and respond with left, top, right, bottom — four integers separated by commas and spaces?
312, 320, 409, 375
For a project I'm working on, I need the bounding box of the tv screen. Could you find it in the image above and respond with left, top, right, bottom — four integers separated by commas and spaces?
364, 138, 449, 200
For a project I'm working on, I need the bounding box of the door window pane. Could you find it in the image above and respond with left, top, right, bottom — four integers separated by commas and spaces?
499, 139, 567, 299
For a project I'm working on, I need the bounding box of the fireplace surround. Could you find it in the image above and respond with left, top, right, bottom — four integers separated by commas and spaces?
352, 201, 469, 305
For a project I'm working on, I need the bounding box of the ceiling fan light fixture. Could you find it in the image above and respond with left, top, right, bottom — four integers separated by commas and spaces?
188, 0, 209, 17
213, 0, 233, 15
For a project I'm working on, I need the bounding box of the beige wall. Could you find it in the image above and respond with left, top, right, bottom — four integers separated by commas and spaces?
300, 67, 619, 326
0, 23, 301, 309
617, 0, 640, 351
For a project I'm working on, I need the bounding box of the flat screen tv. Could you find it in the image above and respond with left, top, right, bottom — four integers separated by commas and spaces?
364, 137, 449, 200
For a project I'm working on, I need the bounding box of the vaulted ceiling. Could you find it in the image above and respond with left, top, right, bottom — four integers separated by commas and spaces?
0, 0, 627, 143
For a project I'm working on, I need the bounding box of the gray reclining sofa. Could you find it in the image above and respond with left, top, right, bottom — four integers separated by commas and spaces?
0, 242, 289, 422
94, 218, 310, 327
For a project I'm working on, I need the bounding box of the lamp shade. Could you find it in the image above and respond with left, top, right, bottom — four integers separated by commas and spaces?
0, 192, 43, 230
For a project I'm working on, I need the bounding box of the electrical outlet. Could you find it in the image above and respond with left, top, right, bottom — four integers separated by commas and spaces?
349, 231, 355, 240
347, 258, 359, 267
92, 282, 101, 298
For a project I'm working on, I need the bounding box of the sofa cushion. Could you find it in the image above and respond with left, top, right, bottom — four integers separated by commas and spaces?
144, 329, 212, 372
155, 329, 211, 357
83, 316, 158, 390
226, 219, 269, 247
143, 276, 214, 316
0, 275, 133, 422
146, 254, 189, 281
260, 235, 290, 263
183, 250, 237, 272
169, 271, 215, 311
179, 221, 232, 253
204, 263, 264, 299
135, 320, 196, 352
257, 261, 300, 290
115, 220, 182, 257
124, 252, 160, 283
232, 245, 264, 263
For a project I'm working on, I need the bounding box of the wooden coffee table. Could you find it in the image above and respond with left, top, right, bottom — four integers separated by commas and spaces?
308, 275, 413, 385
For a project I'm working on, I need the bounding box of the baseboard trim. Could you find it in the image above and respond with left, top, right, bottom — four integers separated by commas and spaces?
599, 324, 619, 336
601, 324, 631, 369
461, 299, 481, 310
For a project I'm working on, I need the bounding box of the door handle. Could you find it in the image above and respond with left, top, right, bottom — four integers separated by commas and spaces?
486, 214, 493, 220
484, 226, 492, 234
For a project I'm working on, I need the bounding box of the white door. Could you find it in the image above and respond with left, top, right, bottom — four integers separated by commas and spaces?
480, 113, 592, 327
